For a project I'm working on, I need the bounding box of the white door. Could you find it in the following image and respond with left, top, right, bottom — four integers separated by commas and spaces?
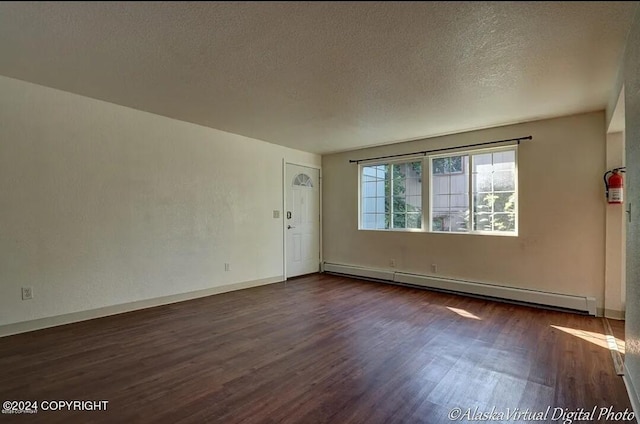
286, 164, 320, 278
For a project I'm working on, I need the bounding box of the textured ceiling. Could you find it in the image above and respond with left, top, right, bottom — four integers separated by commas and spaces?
0, 1, 637, 154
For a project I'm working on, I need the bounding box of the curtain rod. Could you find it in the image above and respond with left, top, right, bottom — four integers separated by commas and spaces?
349, 135, 533, 164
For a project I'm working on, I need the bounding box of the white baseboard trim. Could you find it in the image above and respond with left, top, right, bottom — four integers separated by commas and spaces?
623, 363, 640, 423
0, 275, 284, 338
323, 262, 597, 315
323, 263, 395, 282
605, 309, 626, 320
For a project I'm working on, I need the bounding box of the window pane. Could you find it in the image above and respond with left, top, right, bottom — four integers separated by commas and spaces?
432, 158, 446, 174
393, 213, 406, 228
469, 149, 517, 233
409, 161, 422, 179
393, 197, 407, 212
393, 175, 406, 192
362, 174, 376, 183
363, 213, 390, 230
432, 214, 451, 231
473, 153, 492, 172
377, 197, 385, 213
432, 215, 445, 231
432, 156, 463, 174
493, 150, 515, 170
377, 214, 387, 229
474, 172, 492, 192
428, 147, 516, 234
362, 166, 383, 185
493, 213, 516, 232
362, 213, 376, 229
376, 165, 389, 180
362, 166, 378, 177
406, 177, 421, 197
473, 193, 496, 213
493, 192, 515, 213
406, 195, 421, 211
431, 154, 469, 232
450, 194, 467, 209
362, 164, 389, 229
451, 210, 469, 231
362, 197, 377, 213
449, 174, 466, 194
474, 213, 493, 231
389, 162, 422, 229
493, 170, 515, 191
407, 213, 421, 229
362, 181, 377, 197
432, 194, 450, 211
361, 161, 421, 231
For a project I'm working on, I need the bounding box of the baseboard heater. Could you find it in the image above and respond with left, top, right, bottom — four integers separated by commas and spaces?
323, 263, 597, 316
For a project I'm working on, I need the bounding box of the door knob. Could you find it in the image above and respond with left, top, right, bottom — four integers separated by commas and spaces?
287, 225, 296, 229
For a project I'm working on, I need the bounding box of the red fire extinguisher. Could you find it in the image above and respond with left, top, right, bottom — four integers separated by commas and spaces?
604, 168, 625, 204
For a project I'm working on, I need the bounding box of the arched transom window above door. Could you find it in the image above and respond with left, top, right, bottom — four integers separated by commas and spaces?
293, 173, 313, 188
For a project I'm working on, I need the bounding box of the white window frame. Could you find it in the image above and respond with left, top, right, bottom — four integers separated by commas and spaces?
428, 145, 518, 236
358, 157, 424, 232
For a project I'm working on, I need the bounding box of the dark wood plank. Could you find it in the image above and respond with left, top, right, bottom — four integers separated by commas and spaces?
0, 274, 632, 423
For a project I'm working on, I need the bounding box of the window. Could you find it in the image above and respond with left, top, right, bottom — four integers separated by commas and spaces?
431, 148, 516, 234
360, 161, 422, 230
472, 150, 516, 232
293, 173, 313, 187
359, 146, 517, 235
431, 156, 470, 232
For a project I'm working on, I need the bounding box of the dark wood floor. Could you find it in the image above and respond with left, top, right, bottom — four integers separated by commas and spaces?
0, 274, 632, 423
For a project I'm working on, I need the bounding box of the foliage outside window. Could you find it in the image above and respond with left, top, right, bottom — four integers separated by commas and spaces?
360, 161, 422, 230
432, 156, 463, 175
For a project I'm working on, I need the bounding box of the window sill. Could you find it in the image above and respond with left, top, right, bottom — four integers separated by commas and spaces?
358, 228, 424, 233
358, 228, 518, 237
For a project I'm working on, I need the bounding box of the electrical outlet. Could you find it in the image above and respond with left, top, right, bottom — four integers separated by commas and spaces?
431, 264, 437, 273
390, 259, 396, 268
22, 287, 33, 300
273, 210, 280, 219
224, 263, 230, 272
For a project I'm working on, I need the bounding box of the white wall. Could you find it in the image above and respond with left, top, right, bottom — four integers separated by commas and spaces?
0, 75, 320, 329
323, 112, 606, 308
621, 4, 640, 414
